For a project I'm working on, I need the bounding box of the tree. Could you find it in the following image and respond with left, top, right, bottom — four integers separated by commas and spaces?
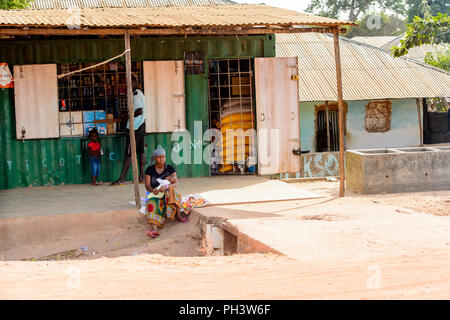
406, 0, 449, 22
306, 0, 406, 23
424, 47, 450, 71
345, 12, 407, 37
391, 12, 449, 113
0, 0, 32, 9
391, 13, 450, 57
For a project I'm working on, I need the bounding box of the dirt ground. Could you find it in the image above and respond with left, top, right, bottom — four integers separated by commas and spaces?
0, 180, 449, 300
295, 180, 450, 217
0, 213, 205, 262
369, 191, 450, 216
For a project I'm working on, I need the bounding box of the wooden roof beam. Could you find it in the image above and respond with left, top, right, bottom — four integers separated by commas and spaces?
0, 26, 346, 36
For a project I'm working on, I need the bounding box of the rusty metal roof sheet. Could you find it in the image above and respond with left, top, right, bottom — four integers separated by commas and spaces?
0, 4, 354, 28
29, 0, 235, 9
276, 33, 450, 101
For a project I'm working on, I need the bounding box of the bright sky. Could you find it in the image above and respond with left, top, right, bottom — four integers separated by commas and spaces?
231, 0, 398, 19
231, 0, 310, 13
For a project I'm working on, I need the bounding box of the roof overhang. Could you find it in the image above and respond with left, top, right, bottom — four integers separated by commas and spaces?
0, 4, 355, 36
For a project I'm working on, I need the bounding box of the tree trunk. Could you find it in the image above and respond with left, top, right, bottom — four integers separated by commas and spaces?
349, 0, 357, 22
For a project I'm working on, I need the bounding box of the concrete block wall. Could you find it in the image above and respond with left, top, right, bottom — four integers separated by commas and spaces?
346, 146, 450, 194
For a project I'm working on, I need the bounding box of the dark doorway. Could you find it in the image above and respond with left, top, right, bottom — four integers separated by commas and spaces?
316, 108, 340, 152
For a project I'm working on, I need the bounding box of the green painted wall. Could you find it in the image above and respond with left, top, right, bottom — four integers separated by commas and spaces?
0, 35, 276, 189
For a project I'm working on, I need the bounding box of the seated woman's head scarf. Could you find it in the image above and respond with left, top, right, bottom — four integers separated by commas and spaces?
151, 148, 166, 165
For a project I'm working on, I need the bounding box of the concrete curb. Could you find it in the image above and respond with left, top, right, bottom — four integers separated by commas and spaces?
194, 208, 283, 256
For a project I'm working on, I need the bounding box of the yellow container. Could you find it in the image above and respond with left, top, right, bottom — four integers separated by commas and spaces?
221, 112, 253, 124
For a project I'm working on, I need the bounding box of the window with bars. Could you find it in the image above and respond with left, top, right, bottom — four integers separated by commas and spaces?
315, 102, 347, 152
208, 58, 256, 175
57, 61, 142, 136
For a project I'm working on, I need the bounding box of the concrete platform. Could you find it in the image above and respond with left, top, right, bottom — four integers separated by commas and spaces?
0, 176, 273, 219
195, 195, 450, 263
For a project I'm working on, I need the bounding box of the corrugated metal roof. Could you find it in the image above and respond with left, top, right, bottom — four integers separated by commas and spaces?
0, 4, 354, 28
276, 33, 450, 101
29, 0, 235, 10
351, 36, 397, 48
351, 35, 448, 62
380, 35, 449, 61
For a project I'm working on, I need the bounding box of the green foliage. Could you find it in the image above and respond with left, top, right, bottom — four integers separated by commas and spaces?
345, 13, 407, 37
391, 13, 450, 57
406, 0, 449, 22
0, 0, 32, 9
424, 47, 450, 71
427, 97, 448, 112
306, 0, 406, 22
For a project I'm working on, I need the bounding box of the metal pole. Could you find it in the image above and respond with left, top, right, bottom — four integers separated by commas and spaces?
125, 30, 141, 208
333, 30, 345, 197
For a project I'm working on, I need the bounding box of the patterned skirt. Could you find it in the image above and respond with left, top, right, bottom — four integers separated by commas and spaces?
146, 187, 182, 228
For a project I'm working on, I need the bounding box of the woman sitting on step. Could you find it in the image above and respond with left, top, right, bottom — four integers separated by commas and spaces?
144, 148, 190, 238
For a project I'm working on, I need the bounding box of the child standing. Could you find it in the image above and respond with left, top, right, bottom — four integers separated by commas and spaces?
87, 128, 103, 186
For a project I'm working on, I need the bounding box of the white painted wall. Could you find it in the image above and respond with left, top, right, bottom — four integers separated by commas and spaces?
300, 99, 422, 152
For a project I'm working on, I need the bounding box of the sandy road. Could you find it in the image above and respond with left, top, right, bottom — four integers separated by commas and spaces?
0, 181, 449, 300
0, 250, 448, 299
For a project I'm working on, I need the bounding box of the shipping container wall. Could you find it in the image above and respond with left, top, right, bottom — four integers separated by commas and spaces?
0, 35, 275, 189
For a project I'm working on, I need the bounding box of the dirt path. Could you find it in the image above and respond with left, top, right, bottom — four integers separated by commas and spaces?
1, 251, 449, 299
1, 180, 449, 300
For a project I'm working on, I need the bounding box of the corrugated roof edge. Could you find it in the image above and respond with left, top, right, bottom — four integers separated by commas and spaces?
26, 0, 237, 10
0, 5, 356, 28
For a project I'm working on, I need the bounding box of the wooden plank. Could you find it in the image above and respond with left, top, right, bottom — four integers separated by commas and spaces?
0, 27, 347, 36
125, 30, 140, 208
13, 64, 59, 140
254, 57, 300, 175
333, 30, 345, 197
143, 60, 185, 133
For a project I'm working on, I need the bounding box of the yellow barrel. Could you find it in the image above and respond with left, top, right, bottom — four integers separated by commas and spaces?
221, 122, 254, 132
219, 164, 234, 173
221, 112, 253, 124
219, 110, 255, 172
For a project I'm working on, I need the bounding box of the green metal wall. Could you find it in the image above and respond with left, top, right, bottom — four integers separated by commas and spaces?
0, 35, 275, 189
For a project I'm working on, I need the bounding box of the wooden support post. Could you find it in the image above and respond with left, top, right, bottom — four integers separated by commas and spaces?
325, 100, 331, 152
333, 30, 345, 197
125, 30, 141, 208
416, 98, 423, 146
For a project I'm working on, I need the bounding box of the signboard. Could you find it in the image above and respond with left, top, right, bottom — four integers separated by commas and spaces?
184, 51, 204, 74
0, 63, 13, 88
83, 110, 107, 136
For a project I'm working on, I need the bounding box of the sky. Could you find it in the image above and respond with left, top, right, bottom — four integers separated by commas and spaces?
231, 0, 398, 19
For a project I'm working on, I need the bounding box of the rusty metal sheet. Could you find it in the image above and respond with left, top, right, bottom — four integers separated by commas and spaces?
0, 5, 354, 28
29, 0, 234, 9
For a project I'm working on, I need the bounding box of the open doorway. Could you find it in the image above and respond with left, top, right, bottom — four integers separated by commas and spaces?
315, 101, 347, 152
207, 58, 257, 175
